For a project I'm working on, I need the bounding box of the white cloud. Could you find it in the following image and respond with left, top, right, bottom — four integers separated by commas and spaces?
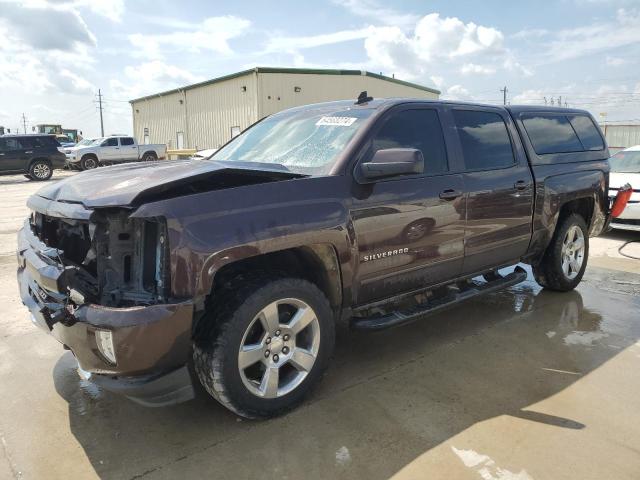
128, 16, 251, 60
512, 28, 549, 39
44, 0, 126, 22
0, 2, 96, 95
265, 29, 370, 53
0, 1, 96, 51
362, 14, 505, 79
443, 84, 473, 101
331, 0, 419, 27
606, 56, 629, 67
543, 8, 640, 62
460, 63, 496, 75
75, 0, 125, 22
110, 60, 203, 100
512, 89, 546, 104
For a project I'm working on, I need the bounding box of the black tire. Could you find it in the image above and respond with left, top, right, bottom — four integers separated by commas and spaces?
80, 155, 99, 170
142, 151, 158, 162
533, 213, 589, 291
28, 159, 52, 181
193, 273, 335, 419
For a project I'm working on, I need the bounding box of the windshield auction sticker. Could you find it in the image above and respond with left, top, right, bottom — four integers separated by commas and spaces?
316, 116, 358, 127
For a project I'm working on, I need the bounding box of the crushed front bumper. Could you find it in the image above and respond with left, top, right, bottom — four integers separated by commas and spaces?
16, 222, 196, 406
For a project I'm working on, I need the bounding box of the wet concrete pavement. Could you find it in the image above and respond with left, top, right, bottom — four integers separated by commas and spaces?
1, 172, 640, 479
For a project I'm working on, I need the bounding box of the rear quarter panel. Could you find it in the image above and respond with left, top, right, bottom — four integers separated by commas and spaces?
527, 163, 609, 261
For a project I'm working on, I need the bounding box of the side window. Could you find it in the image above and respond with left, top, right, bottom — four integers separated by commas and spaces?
3, 138, 22, 150
453, 110, 516, 170
104, 138, 118, 147
371, 109, 448, 175
568, 115, 604, 151
121, 137, 134, 146
521, 114, 583, 155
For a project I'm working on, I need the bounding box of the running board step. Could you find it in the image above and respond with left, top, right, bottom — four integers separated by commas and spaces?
350, 266, 528, 331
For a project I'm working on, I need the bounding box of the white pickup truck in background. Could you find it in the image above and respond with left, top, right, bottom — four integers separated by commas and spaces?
66, 135, 167, 170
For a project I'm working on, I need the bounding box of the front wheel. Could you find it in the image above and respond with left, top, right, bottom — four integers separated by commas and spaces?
533, 213, 589, 291
80, 156, 98, 170
193, 275, 335, 418
28, 160, 52, 181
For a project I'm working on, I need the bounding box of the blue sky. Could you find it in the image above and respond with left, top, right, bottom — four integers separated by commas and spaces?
1, 0, 640, 137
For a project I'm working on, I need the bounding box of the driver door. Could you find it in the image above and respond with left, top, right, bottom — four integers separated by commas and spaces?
350, 106, 466, 305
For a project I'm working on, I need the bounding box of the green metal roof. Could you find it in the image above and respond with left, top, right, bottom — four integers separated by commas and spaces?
129, 67, 440, 103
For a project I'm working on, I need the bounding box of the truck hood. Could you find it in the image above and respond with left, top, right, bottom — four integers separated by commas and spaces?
34, 159, 304, 209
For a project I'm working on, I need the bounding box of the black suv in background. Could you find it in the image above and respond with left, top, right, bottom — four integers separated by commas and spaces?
0, 134, 66, 181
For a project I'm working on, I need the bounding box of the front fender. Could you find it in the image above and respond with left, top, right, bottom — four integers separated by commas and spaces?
131, 175, 356, 307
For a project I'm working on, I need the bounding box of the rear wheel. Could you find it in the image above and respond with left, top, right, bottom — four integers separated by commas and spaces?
80, 155, 98, 170
142, 152, 157, 162
533, 213, 589, 291
193, 274, 335, 418
28, 160, 52, 181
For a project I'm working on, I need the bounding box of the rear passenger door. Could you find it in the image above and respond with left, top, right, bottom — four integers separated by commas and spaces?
351, 105, 466, 305
120, 137, 138, 161
451, 107, 534, 274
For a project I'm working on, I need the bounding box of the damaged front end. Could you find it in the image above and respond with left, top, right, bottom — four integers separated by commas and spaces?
16, 200, 195, 406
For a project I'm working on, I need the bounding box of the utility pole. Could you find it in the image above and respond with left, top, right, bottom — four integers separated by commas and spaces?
97, 89, 105, 136
558, 96, 562, 108
500, 86, 508, 105
21, 113, 27, 134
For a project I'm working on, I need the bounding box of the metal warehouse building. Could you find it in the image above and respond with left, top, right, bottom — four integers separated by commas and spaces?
129, 67, 440, 150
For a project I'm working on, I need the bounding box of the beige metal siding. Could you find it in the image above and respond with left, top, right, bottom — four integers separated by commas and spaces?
131, 70, 439, 151
132, 90, 187, 149
185, 72, 257, 149
257, 72, 439, 117
601, 124, 640, 154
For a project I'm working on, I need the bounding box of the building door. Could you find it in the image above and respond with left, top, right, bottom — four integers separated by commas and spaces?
176, 132, 184, 149
350, 106, 466, 305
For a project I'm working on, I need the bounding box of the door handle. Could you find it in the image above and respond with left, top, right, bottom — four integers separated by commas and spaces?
439, 189, 462, 200
25, 151, 33, 154
514, 180, 528, 191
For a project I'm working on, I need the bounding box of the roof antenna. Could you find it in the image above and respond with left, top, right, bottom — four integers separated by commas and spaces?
355, 91, 373, 105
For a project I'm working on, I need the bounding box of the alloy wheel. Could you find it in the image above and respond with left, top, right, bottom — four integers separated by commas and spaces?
561, 225, 585, 280
238, 298, 320, 399
32, 163, 50, 179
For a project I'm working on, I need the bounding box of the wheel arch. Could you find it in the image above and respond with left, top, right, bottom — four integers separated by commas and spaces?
81, 152, 98, 162
27, 157, 51, 169
206, 244, 343, 312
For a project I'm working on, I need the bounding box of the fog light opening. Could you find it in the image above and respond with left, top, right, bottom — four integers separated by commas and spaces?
95, 329, 117, 364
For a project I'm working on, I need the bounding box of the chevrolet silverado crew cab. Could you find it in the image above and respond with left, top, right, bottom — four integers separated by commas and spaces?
66, 135, 167, 170
17, 95, 611, 418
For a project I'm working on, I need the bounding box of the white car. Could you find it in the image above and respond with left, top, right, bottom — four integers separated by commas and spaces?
62, 137, 98, 155
609, 145, 640, 231
192, 148, 217, 159
67, 135, 167, 170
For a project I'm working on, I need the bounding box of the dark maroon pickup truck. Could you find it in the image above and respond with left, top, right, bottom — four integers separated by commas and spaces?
17, 95, 611, 418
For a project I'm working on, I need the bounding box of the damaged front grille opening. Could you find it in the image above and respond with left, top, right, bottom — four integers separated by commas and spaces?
31, 210, 169, 308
